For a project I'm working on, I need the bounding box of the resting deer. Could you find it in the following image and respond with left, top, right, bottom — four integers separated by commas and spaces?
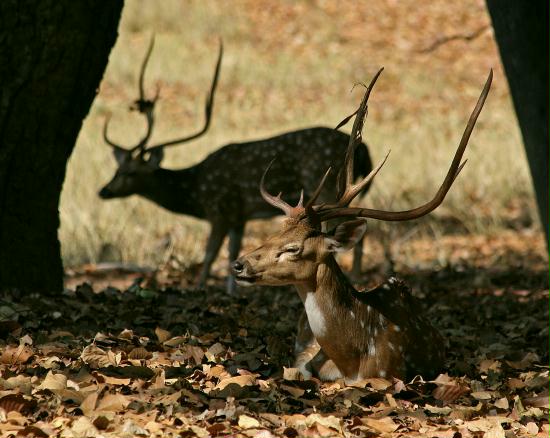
98, 38, 373, 293
232, 69, 492, 381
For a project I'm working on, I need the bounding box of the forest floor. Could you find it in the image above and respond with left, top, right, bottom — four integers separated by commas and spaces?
0, 229, 547, 437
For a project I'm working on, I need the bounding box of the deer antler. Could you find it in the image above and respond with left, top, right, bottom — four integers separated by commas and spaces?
145, 39, 223, 152
102, 34, 158, 155
313, 68, 493, 222
132, 34, 160, 114
260, 158, 332, 217
102, 38, 223, 157
102, 108, 156, 155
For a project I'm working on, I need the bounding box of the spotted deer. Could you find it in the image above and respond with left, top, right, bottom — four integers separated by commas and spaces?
232, 69, 492, 381
98, 38, 373, 293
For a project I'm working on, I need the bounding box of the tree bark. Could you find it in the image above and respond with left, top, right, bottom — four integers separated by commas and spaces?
486, 0, 549, 243
0, 1, 123, 292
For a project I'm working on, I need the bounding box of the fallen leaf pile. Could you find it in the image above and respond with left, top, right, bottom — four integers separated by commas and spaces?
0, 233, 547, 437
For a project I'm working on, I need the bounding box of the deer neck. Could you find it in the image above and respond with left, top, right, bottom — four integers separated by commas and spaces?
295, 256, 354, 305
140, 166, 205, 218
294, 256, 356, 341
294, 256, 368, 379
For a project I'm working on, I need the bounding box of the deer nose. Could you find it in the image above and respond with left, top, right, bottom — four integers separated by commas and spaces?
231, 259, 245, 274
98, 187, 112, 199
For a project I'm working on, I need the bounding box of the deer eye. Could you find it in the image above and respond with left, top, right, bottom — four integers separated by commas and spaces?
283, 245, 300, 254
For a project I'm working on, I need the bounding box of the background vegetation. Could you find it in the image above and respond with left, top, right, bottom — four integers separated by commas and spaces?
60, 0, 536, 274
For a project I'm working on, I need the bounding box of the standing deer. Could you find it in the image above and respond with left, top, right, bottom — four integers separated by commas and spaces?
98, 39, 373, 293
232, 69, 492, 381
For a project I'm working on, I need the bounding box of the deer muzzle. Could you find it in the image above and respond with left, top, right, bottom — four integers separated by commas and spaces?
231, 258, 259, 286
98, 185, 118, 199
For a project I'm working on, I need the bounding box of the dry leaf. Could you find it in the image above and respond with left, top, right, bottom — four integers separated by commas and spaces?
281, 383, 305, 398
0, 394, 35, 414
80, 345, 117, 368
96, 373, 131, 385
215, 374, 256, 391
128, 346, 152, 360
181, 345, 205, 365
494, 397, 509, 409
38, 371, 67, 391
523, 394, 549, 408
155, 327, 171, 343
80, 392, 99, 417
484, 423, 506, 438
96, 393, 131, 412
163, 336, 188, 347
471, 391, 493, 400
0, 375, 32, 394
70, 417, 98, 436
361, 377, 392, 390
283, 367, 302, 381
238, 414, 261, 429
506, 352, 540, 369
433, 384, 469, 404
362, 417, 399, 433
17, 425, 48, 438
1, 345, 33, 365
304, 414, 342, 432
118, 329, 134, 340
205, 343, 225, 362
424, 404, 452, 415
479, 359, 501, 373
525, 422, 539, 435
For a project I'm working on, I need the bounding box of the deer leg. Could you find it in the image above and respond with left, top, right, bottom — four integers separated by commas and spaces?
294, 309, 343, 380
197, 224, 227, 290
311, 350, 343, 381
226, 224, 244, 294
294, 310, 318, 379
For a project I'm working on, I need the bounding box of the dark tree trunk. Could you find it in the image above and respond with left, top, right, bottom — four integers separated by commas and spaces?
486, 0, 549, 243
0, 1, 123, 292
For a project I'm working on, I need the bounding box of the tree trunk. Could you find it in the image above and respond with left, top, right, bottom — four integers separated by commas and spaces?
486, 0, 549, 243
0, 1, 123, 292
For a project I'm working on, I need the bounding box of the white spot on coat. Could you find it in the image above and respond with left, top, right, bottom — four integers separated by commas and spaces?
368, 343, 376, 356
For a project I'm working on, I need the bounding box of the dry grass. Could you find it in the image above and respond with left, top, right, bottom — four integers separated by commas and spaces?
60, 0, 538, 272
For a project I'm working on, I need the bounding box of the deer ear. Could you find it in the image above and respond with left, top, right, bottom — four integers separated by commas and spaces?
324, 219, 367, 253
147, 148, 164, 168
113, 148, 131, 166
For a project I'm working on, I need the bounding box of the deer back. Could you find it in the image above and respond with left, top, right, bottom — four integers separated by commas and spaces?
194, 127, 372, 223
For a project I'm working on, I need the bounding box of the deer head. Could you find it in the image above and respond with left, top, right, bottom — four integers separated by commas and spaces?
99, 36, 223, 199
233, 68, 493, 286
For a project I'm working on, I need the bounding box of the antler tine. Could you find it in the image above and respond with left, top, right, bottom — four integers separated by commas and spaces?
103, 109, 156, 156
318, 69, 493, 223
260, 159, 297, 216
340, 149, 391, 205
338, 68, 384, 201
146, 39, 223, 152
103, 114, 129, 152
304, 167, 332, 210
131, 33, 156, 113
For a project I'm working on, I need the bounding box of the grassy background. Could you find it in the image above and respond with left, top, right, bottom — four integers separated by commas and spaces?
60, 0, 537, 273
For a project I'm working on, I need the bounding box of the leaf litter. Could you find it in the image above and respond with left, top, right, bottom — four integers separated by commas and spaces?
0, 233, 547, 437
